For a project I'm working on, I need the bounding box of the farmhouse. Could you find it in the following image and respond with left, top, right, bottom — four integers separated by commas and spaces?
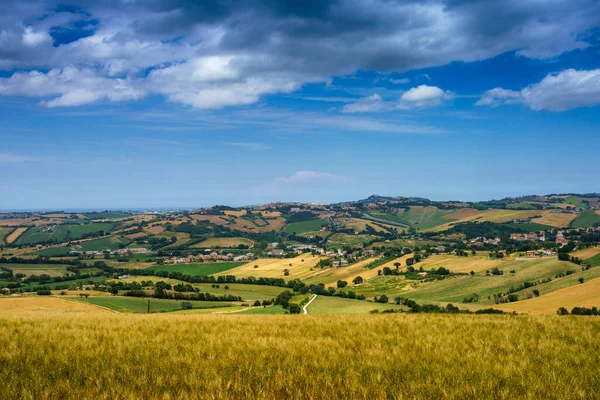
267, 249, 285, 257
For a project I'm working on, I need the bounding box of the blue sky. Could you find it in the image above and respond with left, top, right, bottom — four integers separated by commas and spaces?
1, 0, 600, 210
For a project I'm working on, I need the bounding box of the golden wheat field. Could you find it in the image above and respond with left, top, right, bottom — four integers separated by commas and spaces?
5, 227, 28, 244
572, 246, 600, 260
0, 306, 598, 399
495, 277, 600, 315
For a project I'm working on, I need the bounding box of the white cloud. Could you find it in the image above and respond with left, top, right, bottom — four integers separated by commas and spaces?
342, 93, 391, 113
0, 0, 598, 110
475, 88, 522, 107
0, 68, 145, 107
22, 27, 51, 47
396, 85, 453, 109
273, 171, 346, 185
477, 69, 600, 111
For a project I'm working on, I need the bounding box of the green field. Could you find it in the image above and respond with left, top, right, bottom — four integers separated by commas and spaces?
307, 296, 405, 314
585, 254, 600, 267
401, 206, 456, 230
28, 246, 75, 256
506, 202, 536, 209
570, 210, 600, 228
283, 219, 329, 234
505, 222, 554, 232
386, 258, 578, 305
563, 196, 586, 208
81, 212, 132, 220
0, 263, 69, 277
148, 262, 245, 276
0, 227, 12, 244
16, 223, 117, 245
192, 283, 284, 301
78, 236, 130, 251
239, 305, 287, 314
70, 296, 232, 313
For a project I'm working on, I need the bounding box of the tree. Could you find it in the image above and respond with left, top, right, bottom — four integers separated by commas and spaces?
181, 301, 193, 310
533, 289, 540, 296
283, 269, 290, 276
579, 277, 585, 284
353, 276, 364, 285
337, 280, 348, 288
393, 262, 401, 270
557, 307, 569, 315
253, 300, 261, 306
374, 294, 389, 304
289, 304, 301, 314
109, 287, 119, 296
469, 270, 475, 276
275, 290, 293, 308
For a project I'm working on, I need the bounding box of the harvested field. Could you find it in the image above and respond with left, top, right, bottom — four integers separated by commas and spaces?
6, 227, 28, 244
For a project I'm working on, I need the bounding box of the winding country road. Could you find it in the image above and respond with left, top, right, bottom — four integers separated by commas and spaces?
303, 294, 318, 314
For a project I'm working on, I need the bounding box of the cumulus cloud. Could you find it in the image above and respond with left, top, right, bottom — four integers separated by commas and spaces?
396, 85, 453, 109
273, 171, 346, 185
342, 85, 452, 113
477, 69, 600, 111
0, 67, 144, 107
0, 0, 598, 108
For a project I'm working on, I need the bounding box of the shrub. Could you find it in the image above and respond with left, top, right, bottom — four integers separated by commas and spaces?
36, 290, 51, 296
288, 304, 301, 314
181, 301, 193, 310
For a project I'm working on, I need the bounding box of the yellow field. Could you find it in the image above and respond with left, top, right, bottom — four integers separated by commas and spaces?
530, 211, 577, 227
191, 214, 286, 233
303, 258, 379, 286
0, 311, 598, 399
429, 209, 547, 232
259, 210, 281, 218
572, 247, 600, 260
6, 227, 28, 244
340, 218, 398, 233
496, 277, 600, 315
146, 225, 165, 234
377, 254, 416, 271
126, 231, 147, 239
414, 253, 507, 273
224, 210, 247, 217
192, 237, 255, 248
0, 297, 109, 314
218, 254, 326, 279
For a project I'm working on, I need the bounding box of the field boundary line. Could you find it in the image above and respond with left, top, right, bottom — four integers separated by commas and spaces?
60, 296, 121, 313
303, 294, 317, 314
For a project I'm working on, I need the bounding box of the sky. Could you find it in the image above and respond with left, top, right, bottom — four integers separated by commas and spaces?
1, 0, 600, 210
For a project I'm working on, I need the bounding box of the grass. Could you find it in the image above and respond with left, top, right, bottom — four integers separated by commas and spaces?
585, 254, 600, 267
0, 227, 13, 244
16, 223, 117, 245
192, 237, 255, 248
327, 233, 379, 247
1, 263, 69, 277
402, 206, 456, 230
307, 296, 404, 314
148, 262, 245, 276
504, 222, 554, 232
81, 211, 132, 220
78, 236, 129, 251
70, 296, 232, 313
283, 219, 328, 234
570, 210, 600, 228
28, 246, 75, 256
239, 305, 287, 314
1, 309, 598, 398
563, 196, 586, 208
359, 258, 575, 305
